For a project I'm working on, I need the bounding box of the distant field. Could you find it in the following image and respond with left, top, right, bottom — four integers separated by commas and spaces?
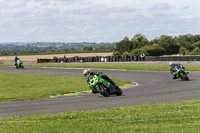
0, 52, 113, 62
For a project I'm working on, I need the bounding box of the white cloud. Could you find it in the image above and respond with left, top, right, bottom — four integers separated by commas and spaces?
150, 3, 171, 11
0, 0, 200, 42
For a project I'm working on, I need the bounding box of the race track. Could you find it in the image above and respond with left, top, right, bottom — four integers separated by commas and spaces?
1, 66, 200, 117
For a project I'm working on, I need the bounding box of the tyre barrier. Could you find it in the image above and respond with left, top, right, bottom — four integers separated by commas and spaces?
37, 55, 200, 63
37, 55, 143, 63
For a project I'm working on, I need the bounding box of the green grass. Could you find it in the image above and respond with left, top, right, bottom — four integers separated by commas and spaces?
1, 100, 200, 133
1, 64, 200, 132
0, 64, 11, 66
21, 63, 200, 71
0, 73, 131, 102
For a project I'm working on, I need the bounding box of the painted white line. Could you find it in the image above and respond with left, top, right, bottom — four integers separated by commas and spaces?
122, 81, 139, 90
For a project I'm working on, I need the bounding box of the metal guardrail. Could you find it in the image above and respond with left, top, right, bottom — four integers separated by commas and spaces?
145, 56, 200, 61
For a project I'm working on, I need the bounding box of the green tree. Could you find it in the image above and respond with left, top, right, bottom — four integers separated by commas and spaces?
130, 48, 146, 55
178, 34, 200, 44
131, 34, 149, 49
122, 51, 130, 56
114, 37, 132, 55
83, 46, 93, 51
64, 49, 70, 52
97, 46, 105, 51
52, 56, 59, 62
179, 47, 188, 55
158, 35, 179, 55
190, 47, 200, 55
113, 51, 120, 56
145, 43, 166, 56
176, 40, 194, 51
192, 41, 200, 48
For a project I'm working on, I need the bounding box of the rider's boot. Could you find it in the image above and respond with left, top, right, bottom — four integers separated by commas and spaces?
110, 80, 119, 90
92, 89, 98, 94
173, 74, 178, 80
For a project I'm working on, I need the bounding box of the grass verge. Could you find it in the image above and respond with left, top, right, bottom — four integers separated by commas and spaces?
1, 100, 200, 132
0, 73, 132, 102
0, 64, 11, 66
20, 63, 200, 71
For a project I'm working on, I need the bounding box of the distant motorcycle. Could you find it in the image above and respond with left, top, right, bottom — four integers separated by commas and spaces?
174, 66, 189, 80
88, 75, 122, 97
14, 60, 24, 69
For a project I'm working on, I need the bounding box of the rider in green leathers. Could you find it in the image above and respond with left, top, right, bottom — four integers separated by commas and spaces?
83, 69, 119, 94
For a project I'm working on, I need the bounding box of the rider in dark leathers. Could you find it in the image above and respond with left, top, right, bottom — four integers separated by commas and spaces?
14, 56, 20, 67
169, 62, 185, 80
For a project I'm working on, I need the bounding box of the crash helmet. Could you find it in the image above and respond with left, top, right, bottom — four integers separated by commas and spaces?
169, 62, 174, 66
179, 63, 182, 67
83, 69, 91, 78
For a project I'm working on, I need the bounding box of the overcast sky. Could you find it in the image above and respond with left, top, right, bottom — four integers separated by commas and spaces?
0, 0, 200, 43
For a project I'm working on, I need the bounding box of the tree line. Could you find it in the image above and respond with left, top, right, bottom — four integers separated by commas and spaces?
0, 43, 114, 56
1, 34, 200, 56
113, 34, 200, 56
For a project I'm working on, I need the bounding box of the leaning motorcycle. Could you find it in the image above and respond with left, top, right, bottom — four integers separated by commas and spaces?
14, 60, 24, 69
175, 67, 189, 80
88, 75, 122, 97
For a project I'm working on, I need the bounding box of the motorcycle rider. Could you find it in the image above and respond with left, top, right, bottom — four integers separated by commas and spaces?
169, 62, 179, 74
14, 56, 20, 67
170, 63, 185, 80
83, 69, 119, 94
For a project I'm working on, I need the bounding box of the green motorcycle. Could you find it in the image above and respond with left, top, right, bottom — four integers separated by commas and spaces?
14, 60, 24, 69
175, 67, 189, 80
88, 75, 122, 97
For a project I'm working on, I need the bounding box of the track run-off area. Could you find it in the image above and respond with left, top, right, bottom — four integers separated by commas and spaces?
1, 66, 200, 117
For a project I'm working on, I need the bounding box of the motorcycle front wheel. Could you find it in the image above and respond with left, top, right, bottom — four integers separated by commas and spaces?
181, 73, 189, 81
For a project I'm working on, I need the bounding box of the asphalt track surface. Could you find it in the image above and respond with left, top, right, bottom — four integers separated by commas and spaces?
1, 66, 200, 118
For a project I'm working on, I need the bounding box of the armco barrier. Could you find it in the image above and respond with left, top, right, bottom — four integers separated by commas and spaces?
145, 56, 200, 61
37, 55, 200, 63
